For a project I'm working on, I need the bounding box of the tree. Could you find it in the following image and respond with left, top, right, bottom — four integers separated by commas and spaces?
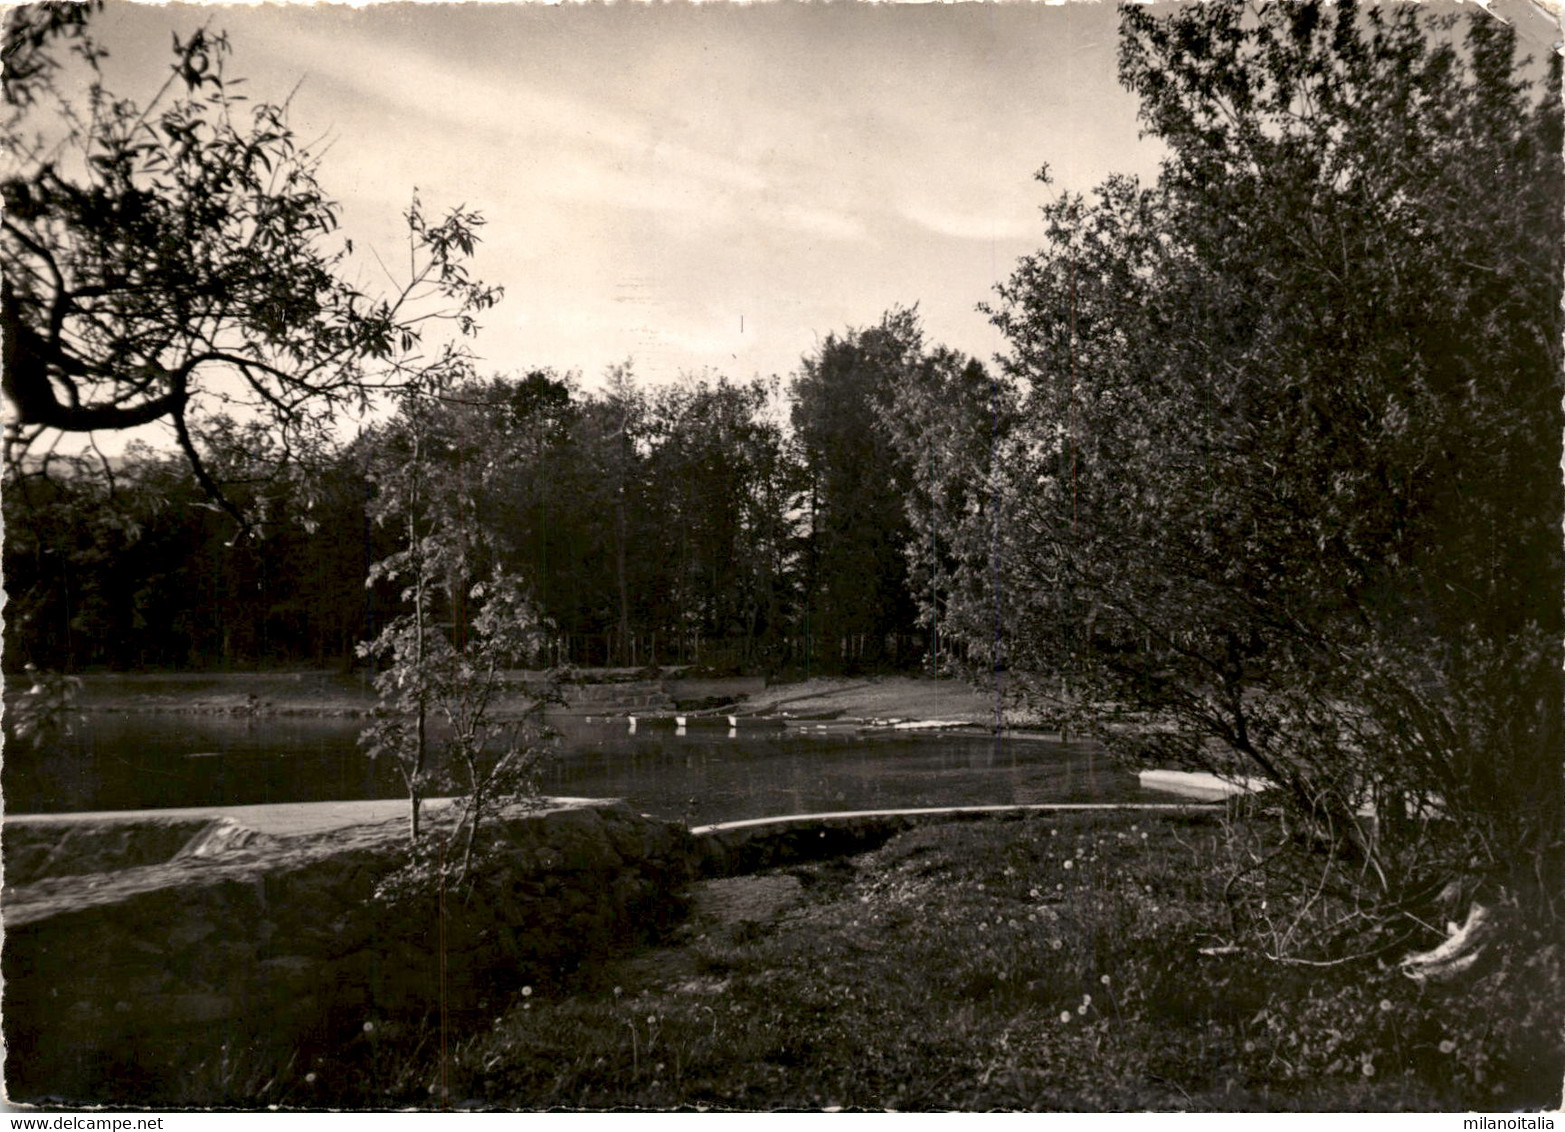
878, 346, 1010, 678
459, 369, 579, 656
791, 309, 925, 671
552, 367, 650, 667
641, 375, 794, 669
359, 375, 554, 853
2, 5, 499, 527
359, 559, 551, 874
982, 0, 1562, 953
2, 424, 380, 672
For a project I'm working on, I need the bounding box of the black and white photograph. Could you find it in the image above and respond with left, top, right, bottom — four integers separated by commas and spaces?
2, 0, 1563, 1114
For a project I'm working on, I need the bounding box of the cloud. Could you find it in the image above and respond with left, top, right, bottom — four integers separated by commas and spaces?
897, 202, 1037, 243
93, 1, 1156, 389
243, 20, 869, 251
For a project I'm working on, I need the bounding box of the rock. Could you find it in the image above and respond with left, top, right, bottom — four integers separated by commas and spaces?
162, 993, 235, 1025
166, 917, 218, 949
175, 817, 277, 861
3, 818, 214, 884
1401, 901, 1502, 983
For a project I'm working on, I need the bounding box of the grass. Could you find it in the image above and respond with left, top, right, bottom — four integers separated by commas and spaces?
278, 810, 1562, 1112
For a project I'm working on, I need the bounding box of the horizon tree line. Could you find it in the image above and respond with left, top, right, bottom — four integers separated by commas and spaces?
3, 312, 981, 678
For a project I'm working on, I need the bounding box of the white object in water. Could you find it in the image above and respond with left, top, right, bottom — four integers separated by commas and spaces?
1137, 769, 1272, 802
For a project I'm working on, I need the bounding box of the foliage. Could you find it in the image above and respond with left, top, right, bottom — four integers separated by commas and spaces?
877, 340, 1014, 676
5, 664, 82, 749
791, 308, 927, 671
640, 376, 796, 672
1, 364, 802, 676
2, 425, 377, 671
978, 0, 1564, 926
1, 6, 499, 526
358, 374, 557, 857
359, 562, 554, 857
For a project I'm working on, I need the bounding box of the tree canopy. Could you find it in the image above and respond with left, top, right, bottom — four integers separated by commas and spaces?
978, 0, 1562, 926
791, 309, 926, 670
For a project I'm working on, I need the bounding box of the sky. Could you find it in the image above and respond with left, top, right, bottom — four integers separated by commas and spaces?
26, 0, 1561, 455
80, 0, 1166, 401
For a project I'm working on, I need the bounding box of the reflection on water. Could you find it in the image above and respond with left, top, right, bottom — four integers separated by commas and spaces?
4, 713, 1156, 823
4, 714, 393, 815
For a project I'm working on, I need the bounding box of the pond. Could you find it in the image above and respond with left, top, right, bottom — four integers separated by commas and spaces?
3, 713, 1162, 825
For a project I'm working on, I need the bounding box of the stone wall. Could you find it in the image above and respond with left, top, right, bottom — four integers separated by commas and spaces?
697, 812, 923, 877
4, 816, 218, 883
3, 803, 699, 1106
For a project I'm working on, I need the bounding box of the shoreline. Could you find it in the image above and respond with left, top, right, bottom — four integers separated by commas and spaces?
13, 669, 1040, 730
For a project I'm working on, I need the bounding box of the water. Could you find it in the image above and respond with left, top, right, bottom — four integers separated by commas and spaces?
3, 713, 1157, 824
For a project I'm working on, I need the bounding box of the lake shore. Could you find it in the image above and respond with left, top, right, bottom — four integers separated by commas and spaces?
31, 670, 1039, 728
734, 674, 1019, 727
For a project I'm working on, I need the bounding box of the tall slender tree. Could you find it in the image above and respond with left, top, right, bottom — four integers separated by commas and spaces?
879, 347, 1011, 676
791, 309, 925, 670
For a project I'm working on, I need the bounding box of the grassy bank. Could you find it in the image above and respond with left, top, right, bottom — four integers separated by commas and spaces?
268, 811, 1561, 1112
